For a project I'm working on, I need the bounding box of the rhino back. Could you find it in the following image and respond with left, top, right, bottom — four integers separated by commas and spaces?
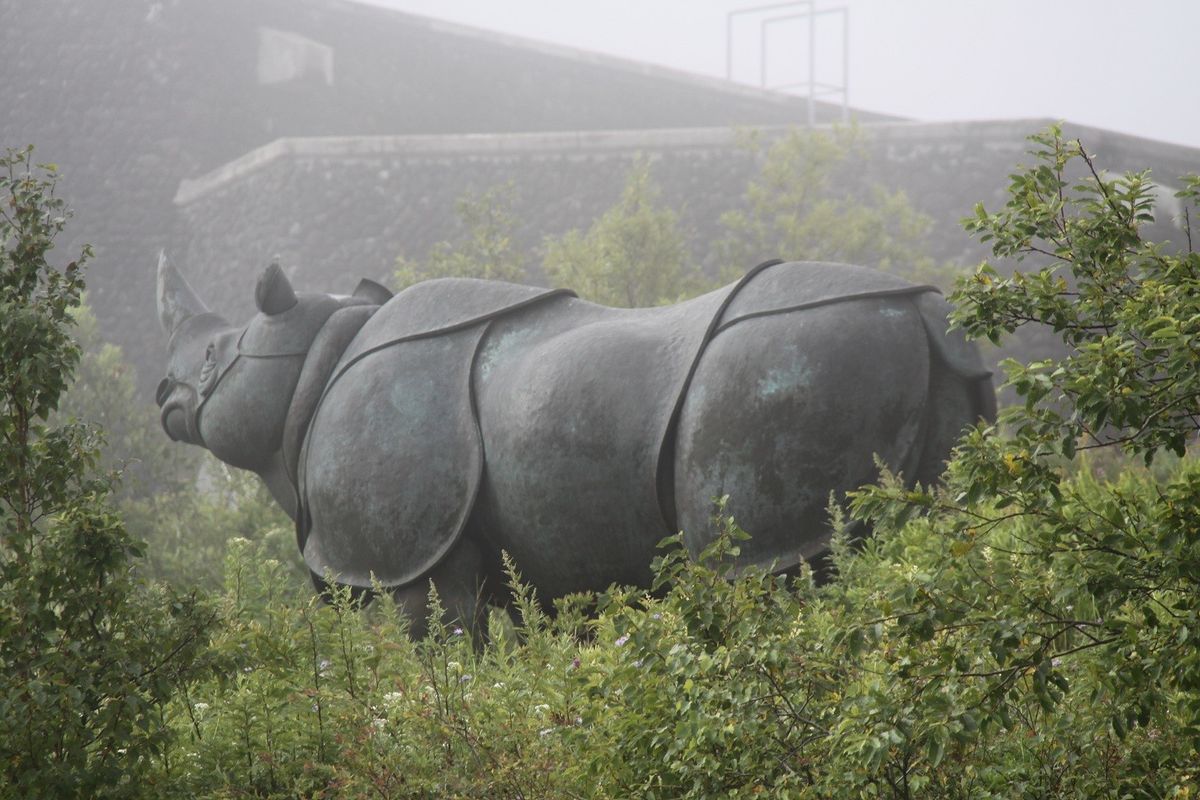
337, 278, 573, 370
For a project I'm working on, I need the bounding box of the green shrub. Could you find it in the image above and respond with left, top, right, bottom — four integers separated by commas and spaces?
841, 124, 1200, 796
394, 182, 530, 290
0, 146, 213, 800
542, 160, 704, 306
718, 126, 955, 287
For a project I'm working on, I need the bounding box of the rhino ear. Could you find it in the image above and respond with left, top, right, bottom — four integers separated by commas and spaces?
352, 278, 393, 305
255, 261, 298, 315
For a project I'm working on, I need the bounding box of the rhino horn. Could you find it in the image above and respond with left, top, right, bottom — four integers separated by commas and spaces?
255, 260, 298, 315
157, 251, 210, 336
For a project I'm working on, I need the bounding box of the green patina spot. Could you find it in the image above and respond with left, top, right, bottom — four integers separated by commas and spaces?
757, 359, 813, 399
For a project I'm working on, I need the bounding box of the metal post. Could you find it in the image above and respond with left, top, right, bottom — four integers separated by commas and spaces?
726, 1, 814, 82
761, 19, 770, 88
808, 9, 816, 126
728, 2, 849, 125
842, 9, 849, 122
726, 11, 734, 81
748, 4, 849, 125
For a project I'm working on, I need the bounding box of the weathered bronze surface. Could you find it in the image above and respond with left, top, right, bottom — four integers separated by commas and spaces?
156, 254, 994, 630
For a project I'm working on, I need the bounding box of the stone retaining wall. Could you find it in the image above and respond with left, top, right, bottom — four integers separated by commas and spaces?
175, 117, 1199, 324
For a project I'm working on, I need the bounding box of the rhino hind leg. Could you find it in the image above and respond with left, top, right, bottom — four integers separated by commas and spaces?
911, 357, 994, 488
911, 293, 997, 487
672, 298, 931, 574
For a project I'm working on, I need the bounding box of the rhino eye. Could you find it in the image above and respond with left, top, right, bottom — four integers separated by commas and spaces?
199, 342, 219, 397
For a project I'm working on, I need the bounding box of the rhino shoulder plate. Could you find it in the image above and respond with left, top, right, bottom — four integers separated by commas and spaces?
296, 279, 575, 589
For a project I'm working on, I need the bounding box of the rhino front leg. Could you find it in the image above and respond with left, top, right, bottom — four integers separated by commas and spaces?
390, 537, 488, 641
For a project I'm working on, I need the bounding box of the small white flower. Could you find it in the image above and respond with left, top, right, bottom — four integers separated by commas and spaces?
383, 691, 403, 705
372, 717, 387, 730
615, 634, 630, 647
193, 702, 209, 714
539, 727, 554, 737
533, 704, 550, 716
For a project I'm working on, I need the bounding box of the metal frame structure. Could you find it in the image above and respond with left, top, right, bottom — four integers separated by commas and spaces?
726, 1, 849, 124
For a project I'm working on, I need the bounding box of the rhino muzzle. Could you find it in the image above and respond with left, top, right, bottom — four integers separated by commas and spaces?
156, 376, 202, 444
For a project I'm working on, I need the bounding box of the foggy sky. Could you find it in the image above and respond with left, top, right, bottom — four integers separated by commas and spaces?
362, 0, 1200, 149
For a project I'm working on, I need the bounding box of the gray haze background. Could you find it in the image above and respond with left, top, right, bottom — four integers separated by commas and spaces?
363, 0, 1200, 148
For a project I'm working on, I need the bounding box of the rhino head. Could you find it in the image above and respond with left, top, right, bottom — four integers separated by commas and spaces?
155, 253, 390, 512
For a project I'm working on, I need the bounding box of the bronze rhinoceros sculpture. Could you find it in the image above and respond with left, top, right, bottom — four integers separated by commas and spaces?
156, 254, 994, 631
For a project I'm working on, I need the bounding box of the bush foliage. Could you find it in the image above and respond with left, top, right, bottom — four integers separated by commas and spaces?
394, 183, 530, 290
0, 146, 214, 800
717, 126, 954, 287
543, 160, 696, 307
